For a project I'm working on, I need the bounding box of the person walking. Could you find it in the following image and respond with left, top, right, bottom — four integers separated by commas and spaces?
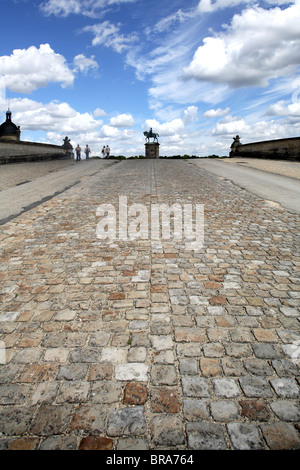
85, 144, 91, 160
105, 145, 111, 158
101, 146, 106, 158
75, 144, 81, 162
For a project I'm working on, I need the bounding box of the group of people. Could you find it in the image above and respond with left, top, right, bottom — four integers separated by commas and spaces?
75, 144, 90, 162
102, 145, 111, 158
75, 144, 111, 161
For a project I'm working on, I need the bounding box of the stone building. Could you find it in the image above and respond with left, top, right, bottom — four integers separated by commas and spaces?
230, 135, 300, 161
0, 110, 74, 163
0, 109, 21, 142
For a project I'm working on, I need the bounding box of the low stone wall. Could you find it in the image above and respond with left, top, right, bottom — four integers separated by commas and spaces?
230, 136, 300, 161
0, 140, 73, 164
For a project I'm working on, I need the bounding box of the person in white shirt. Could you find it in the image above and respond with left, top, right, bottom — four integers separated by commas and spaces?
85, 145, 91, 159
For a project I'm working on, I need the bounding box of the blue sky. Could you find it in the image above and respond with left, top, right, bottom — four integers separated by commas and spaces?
1, 0, 300, 157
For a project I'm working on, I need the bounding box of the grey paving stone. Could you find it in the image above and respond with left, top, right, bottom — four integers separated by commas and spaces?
150, 415, 185, 447
183, 399, 209, 421
57, 364, 88, 380
252, 343, 281, 359
227, 423, 264, 450
0, 406, 34, 436
107, 407, 147, 437
151, 364, 177, 385
271, 359, 300, 377
179, 358, 198, 375
39, 435, 78, 450
116, 438, 149, 450
30, 404, 73, 436
182, 377, 210, 398
212, 378, 241, 398
115, 363, 148, 381
90, 381, 122, 404
270, 378, 300, 398
260, 423, 300, 450
243, 358, 274, 376
239, 377, 274, 398
186, 422, 227, 450
211, 400, 240, 421
270, 401, 300, 421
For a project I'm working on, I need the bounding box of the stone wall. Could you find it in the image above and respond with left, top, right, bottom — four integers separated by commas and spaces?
230, 136, 300, 161
0, 140, 74, 164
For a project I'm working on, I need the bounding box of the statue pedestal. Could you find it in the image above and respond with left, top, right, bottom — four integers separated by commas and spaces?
145, 143, 159, 159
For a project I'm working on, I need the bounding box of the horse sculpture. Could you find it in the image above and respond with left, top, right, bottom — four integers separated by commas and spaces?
144, 128, 159, 143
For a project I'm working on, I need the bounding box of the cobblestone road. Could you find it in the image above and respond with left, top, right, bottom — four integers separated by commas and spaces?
0, 160, 299, 450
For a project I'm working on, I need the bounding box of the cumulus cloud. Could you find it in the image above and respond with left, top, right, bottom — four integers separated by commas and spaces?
184, 3, 300, 88
145, 118, 185, 136
212, 115, 250, 136
110, 114, 135, 127
204, 107, 230, 117
94, 107, 107, 117
1, 96, 102, 135
0, 44, 74, 93
73, 54, 99, 74
183, 106, 198, 123
266, 100, 300, 117
100, 124, 122, 138
211, 111, 300, 143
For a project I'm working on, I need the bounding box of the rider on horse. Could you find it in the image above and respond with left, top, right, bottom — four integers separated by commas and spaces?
144, 128, 159, 143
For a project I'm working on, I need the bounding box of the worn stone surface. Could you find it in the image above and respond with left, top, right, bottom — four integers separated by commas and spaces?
0, 159, 299, 449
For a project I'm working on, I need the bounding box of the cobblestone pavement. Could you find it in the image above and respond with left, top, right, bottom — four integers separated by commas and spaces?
0, 160, 299, 450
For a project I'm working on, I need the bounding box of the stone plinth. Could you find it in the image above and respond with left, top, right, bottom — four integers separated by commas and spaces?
145, 143, 159, 159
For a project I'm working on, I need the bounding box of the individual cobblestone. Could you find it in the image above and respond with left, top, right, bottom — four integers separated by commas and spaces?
0, 159, 299, 450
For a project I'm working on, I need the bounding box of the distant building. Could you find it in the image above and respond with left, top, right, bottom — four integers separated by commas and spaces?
0, 110, 73, 164
0, 109, 21, 142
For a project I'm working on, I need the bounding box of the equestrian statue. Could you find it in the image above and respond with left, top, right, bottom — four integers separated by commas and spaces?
144, 128, 159, 143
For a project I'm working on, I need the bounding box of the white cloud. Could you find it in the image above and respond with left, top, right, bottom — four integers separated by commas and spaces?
0, 96, 102, 135
197, 0, 293, 13
82, 21, 138, 53
0, 44, 74, 93
183, 106, 198, 124
40, 0, 138, 18
184, 3, 300, 88
110, 114, 135, 127
100, 124, 121, 138
153, 8, 194, 33
94, 107, 107, 117
145, 118, 185, 137
204, 107, 230, 118
73, 54, 99, 74
212, 115, 250, 136
197, 0, 250, 13
266, 100, 300, 117
211, 112, 300, 143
